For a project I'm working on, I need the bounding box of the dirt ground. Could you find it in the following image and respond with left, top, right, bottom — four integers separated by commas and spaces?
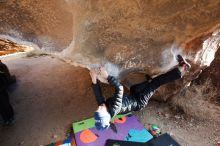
0, 55, 219, 146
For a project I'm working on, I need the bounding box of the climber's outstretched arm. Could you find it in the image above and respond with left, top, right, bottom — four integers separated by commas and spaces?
90, 69, 105, 105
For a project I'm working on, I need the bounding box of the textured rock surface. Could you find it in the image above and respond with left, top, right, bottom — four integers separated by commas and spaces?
0, 0, 220, 66
195, 48, 220, 102
0, 39, 27, 56
61, 0, 220, 71
0, 0, 73, 51
0, 0, 220, 101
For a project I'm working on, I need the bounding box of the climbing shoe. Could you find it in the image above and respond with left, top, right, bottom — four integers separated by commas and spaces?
176, 54, 191, 72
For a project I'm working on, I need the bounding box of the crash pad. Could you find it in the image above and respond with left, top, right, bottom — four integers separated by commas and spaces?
72, 114, 153, 146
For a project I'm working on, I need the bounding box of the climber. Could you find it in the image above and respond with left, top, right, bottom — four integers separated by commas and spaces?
0, 60, 16, 125
90, 55, 191, 130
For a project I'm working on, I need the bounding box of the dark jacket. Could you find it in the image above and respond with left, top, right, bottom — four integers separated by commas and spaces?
0, 72, 8, 92
92, 76, 147, 118
0, 61, 16, 86
0, 62, 10, 78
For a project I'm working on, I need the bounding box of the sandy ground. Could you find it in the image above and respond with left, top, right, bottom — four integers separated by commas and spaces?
0, 55, 219, 146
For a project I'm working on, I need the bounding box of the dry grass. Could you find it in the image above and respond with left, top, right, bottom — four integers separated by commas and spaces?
26, 50, 48, 57
191, 79, 219, 105
171, 79, 220, 122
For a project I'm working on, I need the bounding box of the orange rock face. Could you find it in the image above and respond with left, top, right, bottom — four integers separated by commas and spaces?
0, 39, 26, 56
